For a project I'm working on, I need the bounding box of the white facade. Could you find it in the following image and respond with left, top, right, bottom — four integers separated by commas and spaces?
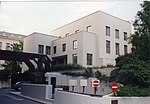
22, 10, 132, 68
22, 32, 58, 71
52, 31, 96, 67
0, 31, 25, 70
51, 11, 132, 66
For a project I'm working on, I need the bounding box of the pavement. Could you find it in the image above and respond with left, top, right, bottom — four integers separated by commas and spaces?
10, 91, 54, 104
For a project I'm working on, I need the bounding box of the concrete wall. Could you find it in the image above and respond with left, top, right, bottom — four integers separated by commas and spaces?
21, 84, 53, 100
54, 90, 150, 104
45, 72, 112, 95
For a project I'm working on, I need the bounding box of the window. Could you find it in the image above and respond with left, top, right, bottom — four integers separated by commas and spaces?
53, 46, 56, 54
38, 44, 44, 54
73, 40, 77, 50
75, 30, 79, 33
106, 40, 110, 54
45, 46, 51, 55
86, 25, 92, 32
0, 42, 2, 50
72, 54, 77, 64
87, 53, 93, 65
106, 26, 110, 36
124, 45, 128, 55
62, 43, 66, 52
6, 43, 11, 50
115, 29, 119, 39
116, 43, 120, 55
124, 32, 127, 41
65, 33, 69, 37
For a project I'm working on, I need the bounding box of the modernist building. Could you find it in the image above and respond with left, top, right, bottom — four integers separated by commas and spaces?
23, 11, 132, 69
0, 31, 26, 70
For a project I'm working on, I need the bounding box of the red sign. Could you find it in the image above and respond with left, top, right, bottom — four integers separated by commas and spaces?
92, 80, 100, 87
112, 82, 118, 92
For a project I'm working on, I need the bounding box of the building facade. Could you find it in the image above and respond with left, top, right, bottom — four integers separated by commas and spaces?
51, 11, 132, 67
0, 31, 26, 70
22, 10, 132, 69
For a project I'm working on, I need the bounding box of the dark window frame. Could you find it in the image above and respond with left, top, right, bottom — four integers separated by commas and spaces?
62, 43, 66, 52
45, 46, 51, 55
72, 54, 77, 64
38, 44, 44, 54
106, 26, 110, 36
116, 43, 120, 55
124, 32, 128, 41
115, 29, 119, 39
53, 46, 57, 54
73, 40, 77, 50
87, 53, 93, 65
106, 40, 111, 54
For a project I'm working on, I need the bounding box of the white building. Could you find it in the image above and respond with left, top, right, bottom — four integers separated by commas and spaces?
0, 31, 26, 70
23, 10, 132, 69
51, 11, 132, 67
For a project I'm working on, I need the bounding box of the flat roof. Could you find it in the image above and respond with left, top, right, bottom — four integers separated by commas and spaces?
52, 10, 130, 32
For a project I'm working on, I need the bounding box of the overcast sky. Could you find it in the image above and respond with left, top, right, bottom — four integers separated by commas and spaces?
0, 0, 144, 35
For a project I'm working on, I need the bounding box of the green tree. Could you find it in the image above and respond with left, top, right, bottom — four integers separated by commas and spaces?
110, 1, 150, 96
130, 1, 150, 62
1, 41, 23, 75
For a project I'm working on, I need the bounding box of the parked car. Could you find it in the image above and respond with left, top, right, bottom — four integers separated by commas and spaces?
12, 81, 31, 90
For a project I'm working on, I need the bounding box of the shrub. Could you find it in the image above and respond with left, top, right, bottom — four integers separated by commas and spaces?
53, 64, 83, 71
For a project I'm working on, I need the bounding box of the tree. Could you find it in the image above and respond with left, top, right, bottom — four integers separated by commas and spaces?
1, 41, 23, 75
110, 1, 150, 96
130, 1, 150, 62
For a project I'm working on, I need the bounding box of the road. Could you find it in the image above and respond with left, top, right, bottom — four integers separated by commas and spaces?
0, 88, 41, 104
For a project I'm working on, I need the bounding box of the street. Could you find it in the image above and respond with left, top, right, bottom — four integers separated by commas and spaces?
0, 88, 41, 104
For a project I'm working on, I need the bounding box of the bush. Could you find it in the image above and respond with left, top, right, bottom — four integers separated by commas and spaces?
117, 85, 150, 97
110, 54, 150, 88
95, 71, 109, 82
53, 64, 83, 71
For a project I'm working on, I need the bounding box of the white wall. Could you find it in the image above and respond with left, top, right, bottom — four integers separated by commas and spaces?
23, 32, 58, 55
22, 32, 58, 71
54, 90, 150, 104
52, 31, 96, 67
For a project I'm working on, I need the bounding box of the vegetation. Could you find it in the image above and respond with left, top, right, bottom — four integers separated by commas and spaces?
0, 41, 23, 80
95, 71, 109, 82
53, 64, 83, 71
110, 1, 150, 96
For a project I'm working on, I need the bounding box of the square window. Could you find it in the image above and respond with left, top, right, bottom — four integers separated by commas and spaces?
86, 25, 92, 32
6, 43, 11, 50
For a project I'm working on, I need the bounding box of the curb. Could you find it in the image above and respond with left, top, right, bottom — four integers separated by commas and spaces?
10, 92, 53, 104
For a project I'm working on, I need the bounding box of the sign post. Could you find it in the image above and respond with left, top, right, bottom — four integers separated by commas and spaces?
111, 82, 118, 96
80, 79, 87, 93
92, 80, 100, 95
69, 80, 77, 92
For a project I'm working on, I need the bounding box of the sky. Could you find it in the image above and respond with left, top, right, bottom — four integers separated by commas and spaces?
0, 0, 144, 35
